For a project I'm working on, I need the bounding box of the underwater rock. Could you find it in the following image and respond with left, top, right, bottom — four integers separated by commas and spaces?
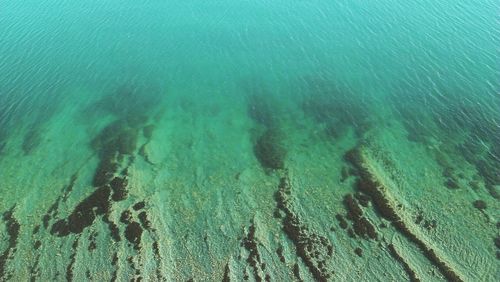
344, 194, 363, 219
0, 206, 20, 280
354, 192, 370, 207
222, 263, 231, 282
343, 194, 377, 240
120, 210, 132, 224
138, 212, 151, 230
340, 167, 349, 182
133, 201, 146, 211
110, 176, 128, 201
92, 157, 119, 187
444, 178, 460, 189
387, 244, 420, 282
125, 221, 143, 250
354, 247, 363, 257
51, 186, 111, 236
241, 222, 267, 282
66, 238, 79, 281
253, 129, 286, 171
276, 246, 286, 263
275, 175, 333, 281
115, 130, 138, 155
346, 146, 463, 281
472, 200, 487, 210
335, 214, 348, 229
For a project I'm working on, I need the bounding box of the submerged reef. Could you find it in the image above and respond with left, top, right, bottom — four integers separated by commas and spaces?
245, 87, 287, 172
253, 128, 286, 171
275, 174, 334, 281
0, 206, 20, 280
22, 84, 165, 281
343, 146, 464, 282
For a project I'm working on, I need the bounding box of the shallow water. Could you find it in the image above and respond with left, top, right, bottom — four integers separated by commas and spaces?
0, 1, 499, 281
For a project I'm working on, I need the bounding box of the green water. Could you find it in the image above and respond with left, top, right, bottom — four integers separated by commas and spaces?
0, 0, 499, 281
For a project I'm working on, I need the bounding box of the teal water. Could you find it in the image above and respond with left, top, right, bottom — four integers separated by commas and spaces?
0, 1, 499, 281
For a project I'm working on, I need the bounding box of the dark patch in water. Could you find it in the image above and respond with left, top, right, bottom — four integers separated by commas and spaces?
121, 210, 132, 224
275, 174, 333, 281
42, 174, 78, 229
241, 222, 267, 282
22, 128, 42, 155
246, 95, 275, 127
66, 237, 80, 282
51, 186, 111, 236
111, 252, 119, 282
253, 129, 286, 171
387, 244, 420, 282
444, 178, 460, 190
93, 84, 162, 118
133, 201, 145, 211
143, 124, 155, 139
138, 212, 151, 230
293, 263, 302, 281
472, 200, 487, 210
0, 206, 20, 280
222, 262, 231, 282
344, 147, 463, 282
343, 194, 377, 240
335, 214, 348, 230
300, 77, 371, 138
125, 221, 143, 250
88, 231, 97, 252
110, 176, 128, 202
276, 245, 286, 263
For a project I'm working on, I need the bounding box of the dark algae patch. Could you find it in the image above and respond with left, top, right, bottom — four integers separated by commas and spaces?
0, 206, 20, 280
344, 146, 464, 282
253, 128, 286, 171
222, 262, 231, 282
0, 4, 498, 278
125, 221, 143, 250
51, 185, 112, 236
275, 174, 333, 281
241, 222, 268, 282
387, 244, 420, 282
50, 89, 154, 240
343, 194, 377, 240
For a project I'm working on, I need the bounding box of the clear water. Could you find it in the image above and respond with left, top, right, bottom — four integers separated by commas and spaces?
0, 1, 499, 281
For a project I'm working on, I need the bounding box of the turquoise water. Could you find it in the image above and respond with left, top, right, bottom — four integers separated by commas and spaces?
0, 1, 499, 281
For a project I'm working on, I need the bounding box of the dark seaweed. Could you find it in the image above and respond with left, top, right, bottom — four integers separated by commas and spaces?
0, 206, 20, 280
253, 129, 286, 171
344, 147, 463, 282
387, 244, 420, 282
125, 222, 143, 250
241, 223, 266, 282
51, 186, 111, 236
275, 175, 333, 281
472, 200, 487, 210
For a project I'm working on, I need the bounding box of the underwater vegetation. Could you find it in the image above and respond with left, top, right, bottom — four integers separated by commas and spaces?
17, 84, 164, 281
253, 129, 286, 171
0, 0, 498, 279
